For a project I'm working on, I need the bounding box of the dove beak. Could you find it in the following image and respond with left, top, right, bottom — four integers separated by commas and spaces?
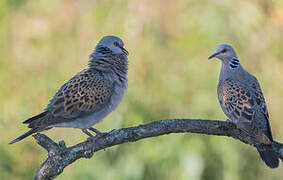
208, 51, 220, 60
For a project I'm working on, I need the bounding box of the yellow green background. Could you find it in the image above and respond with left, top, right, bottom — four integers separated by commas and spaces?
1, 0, 283, 179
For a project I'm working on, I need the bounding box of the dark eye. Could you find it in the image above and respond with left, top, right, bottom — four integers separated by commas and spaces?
114, 41, 119, 47
222, 48, 227, 53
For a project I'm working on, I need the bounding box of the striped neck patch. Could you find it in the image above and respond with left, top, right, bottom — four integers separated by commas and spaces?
229, 57, 240, 69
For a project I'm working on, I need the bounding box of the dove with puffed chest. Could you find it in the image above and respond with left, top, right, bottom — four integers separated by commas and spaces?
10, 35, 129, 144
209, 44, 279, 168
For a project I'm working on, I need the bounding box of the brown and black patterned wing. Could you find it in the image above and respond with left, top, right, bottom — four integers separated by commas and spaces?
218, 78, 271, 145
218, 78, 255, 121
250, 80, 273, 140
25, 69, 113, 128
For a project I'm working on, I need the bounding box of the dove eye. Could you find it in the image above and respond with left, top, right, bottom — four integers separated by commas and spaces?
222, 49, 227, 53
114, 41, 120, 47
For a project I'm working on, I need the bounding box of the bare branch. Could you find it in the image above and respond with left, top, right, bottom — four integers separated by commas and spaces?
33, 119, 283, 180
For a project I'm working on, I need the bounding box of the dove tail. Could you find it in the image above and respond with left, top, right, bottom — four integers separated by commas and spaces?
9, 127, 43, 145
23, 111, 48, 124
256, 145, 279, 168
22, 111, 52, 129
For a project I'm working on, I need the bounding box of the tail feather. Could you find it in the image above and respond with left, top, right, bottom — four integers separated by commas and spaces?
9, 127, 43, 145
256, 145, 279, 168
23, 111, 48, 124
10, 111, 51, 144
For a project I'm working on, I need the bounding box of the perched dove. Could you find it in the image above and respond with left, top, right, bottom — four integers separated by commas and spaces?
10, 35, 129, 144
209, 44, 279, 168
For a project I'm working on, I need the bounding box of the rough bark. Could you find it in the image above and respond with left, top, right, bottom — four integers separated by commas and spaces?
33, 119, 283, 180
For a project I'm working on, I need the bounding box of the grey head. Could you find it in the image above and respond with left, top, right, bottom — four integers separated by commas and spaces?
89, 35, 129, 82
94, 35, 128, 56
208, 44, 241, 69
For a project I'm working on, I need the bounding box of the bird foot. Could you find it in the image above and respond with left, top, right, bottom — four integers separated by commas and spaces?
82, 128, 106, 137
88, 127, 107, 137
82, 129, 95, 137
82, 128, 106, 148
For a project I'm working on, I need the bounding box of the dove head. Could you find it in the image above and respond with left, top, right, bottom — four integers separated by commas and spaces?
95, 36, 128, 56
208, 44, 238, 61
89, 36, 129, 81
208, 44, 241, 69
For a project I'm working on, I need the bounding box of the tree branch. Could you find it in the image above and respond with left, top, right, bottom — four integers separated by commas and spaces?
33, 119, 283, 180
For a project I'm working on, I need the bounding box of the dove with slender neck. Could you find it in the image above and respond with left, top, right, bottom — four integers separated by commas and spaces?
209, 44, 279, 168
9, 35, 129, 144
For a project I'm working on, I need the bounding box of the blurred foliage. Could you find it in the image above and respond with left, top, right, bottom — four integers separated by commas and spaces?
1, 0, 283, 179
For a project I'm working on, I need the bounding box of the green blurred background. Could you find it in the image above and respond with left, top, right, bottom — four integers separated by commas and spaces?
1, 0, 283, 179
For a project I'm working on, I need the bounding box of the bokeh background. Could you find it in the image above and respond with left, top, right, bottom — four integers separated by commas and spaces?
1, 0, 283, 179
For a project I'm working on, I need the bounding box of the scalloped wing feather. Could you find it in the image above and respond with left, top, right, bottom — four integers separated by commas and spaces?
27, 69, 113, 128
218, 78, 272, 144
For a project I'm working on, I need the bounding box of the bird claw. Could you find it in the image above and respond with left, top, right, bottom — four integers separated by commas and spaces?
88, 127, 106, 137
82, 128, 108, 149
82, 129, 95, 137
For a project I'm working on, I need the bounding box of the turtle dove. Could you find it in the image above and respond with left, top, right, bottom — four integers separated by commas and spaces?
10, 35, 129, 144
209, 44, 279, 168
